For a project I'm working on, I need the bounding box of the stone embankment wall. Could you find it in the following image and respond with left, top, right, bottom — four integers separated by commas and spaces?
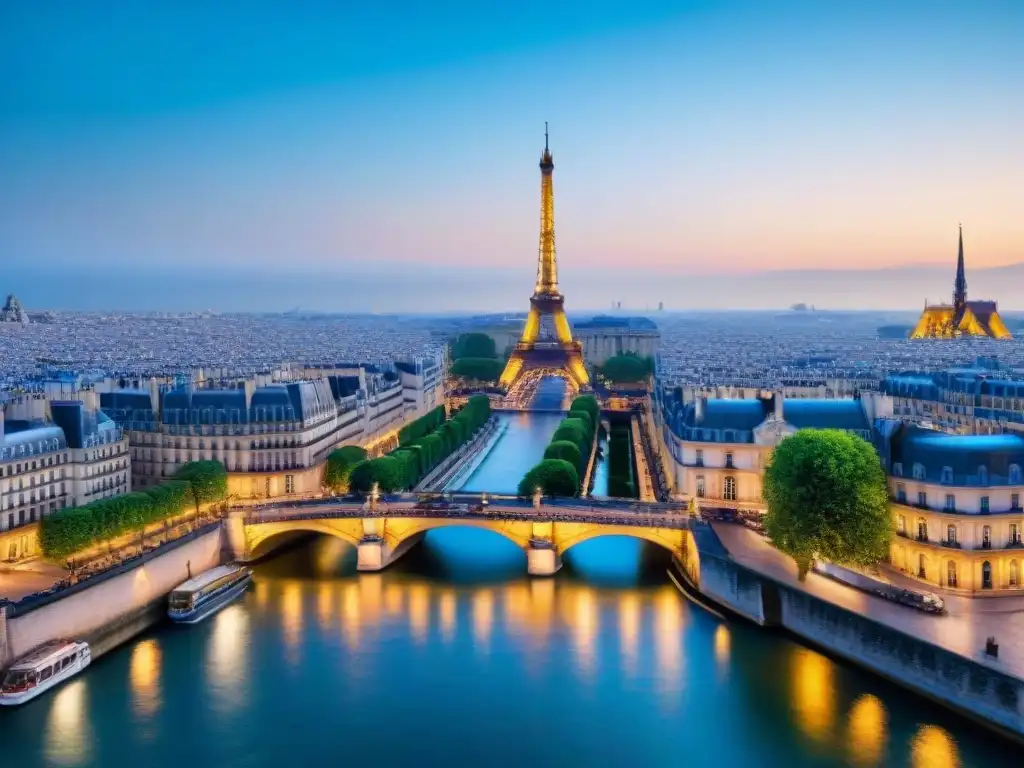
0, 527, 224, 669
695, 552, 1024, 742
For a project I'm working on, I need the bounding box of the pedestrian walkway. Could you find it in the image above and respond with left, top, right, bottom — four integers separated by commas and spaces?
712, 522, 1024, 681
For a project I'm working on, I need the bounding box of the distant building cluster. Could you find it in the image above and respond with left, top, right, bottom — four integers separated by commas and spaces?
0, 294, 29, 326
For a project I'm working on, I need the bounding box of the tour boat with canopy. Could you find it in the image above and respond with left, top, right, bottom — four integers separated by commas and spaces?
168, 563, 253, 624
0, 640, 91, 706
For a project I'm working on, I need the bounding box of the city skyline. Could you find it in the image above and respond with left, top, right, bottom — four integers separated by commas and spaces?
3, 1, 1023, 312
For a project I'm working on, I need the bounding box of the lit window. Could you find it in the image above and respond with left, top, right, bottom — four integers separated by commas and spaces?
723, 476, 736, 501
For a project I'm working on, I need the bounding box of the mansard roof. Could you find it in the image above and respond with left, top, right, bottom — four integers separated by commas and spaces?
889, 424, 1024, 486
784, 400, 869, 432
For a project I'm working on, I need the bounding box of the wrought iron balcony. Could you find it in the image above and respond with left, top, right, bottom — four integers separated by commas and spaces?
940, 539, 961, 549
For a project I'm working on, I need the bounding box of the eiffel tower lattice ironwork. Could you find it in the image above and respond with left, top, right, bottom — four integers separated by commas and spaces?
499, 125, 590, 390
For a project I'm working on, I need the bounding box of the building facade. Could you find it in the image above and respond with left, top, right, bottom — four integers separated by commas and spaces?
100, 358, 443, 502
0, 396, 130, 560
882, 370, 1024, 436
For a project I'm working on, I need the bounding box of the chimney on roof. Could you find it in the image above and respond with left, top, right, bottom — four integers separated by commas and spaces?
695, 395, 706, 424
773, 390, 784, 422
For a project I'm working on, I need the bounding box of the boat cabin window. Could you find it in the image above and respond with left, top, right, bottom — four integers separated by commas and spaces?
2, 669, 38, 690
169, 591, 194, 609
62, 655, 73, 670
39, 666, 53, 682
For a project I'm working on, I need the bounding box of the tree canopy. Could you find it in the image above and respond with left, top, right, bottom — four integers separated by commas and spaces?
451, 332, 498, 360
325, 445, 369, 491
450, 357, 504, 382
543, 440, 583, 468
763, 429, 890, 580
517, 459, 580, 498
174, 460, 228, 512
599, 354, 653, 383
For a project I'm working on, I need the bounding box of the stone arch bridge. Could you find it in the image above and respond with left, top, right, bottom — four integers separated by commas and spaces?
226, 499, 701, 578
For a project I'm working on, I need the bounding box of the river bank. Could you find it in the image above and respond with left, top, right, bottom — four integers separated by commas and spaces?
682, 521, 1024, 744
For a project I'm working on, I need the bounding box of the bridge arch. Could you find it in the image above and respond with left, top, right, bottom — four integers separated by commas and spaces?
382, 517, 534, 553
554, 525, 687, 558
246, 519, 365, 561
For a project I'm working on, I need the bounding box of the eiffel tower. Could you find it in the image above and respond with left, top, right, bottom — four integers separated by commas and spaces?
499, 126, 589, 389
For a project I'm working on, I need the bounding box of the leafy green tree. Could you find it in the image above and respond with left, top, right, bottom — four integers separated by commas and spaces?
325, 445, 369, 490
349, 456, 407, 493
543, 440, 583, 469
518, 459, 580, 497
553, 418, 590, 454
174, 460, 228, 513
763, 429, 891, 580
451, 332, 498, 360
600, 354, 653, 383
569, 394, 600, 424
450, 358, 504, 382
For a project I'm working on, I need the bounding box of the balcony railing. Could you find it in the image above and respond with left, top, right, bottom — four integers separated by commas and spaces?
940, 539, 961, 549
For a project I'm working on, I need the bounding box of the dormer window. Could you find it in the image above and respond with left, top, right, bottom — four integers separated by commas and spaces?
978, 466, 989, 486
940, 466, 953, 485
892, 462, 903, 477
912, 463, 926, 481
1011, 464, 1022, 485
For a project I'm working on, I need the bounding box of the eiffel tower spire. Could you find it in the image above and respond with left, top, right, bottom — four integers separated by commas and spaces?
535, 122, 558, 296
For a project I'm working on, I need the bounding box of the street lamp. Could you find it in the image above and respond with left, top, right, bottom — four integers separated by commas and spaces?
533, 485, 543, 514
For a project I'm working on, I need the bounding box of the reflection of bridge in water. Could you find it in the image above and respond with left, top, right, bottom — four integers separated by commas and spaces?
227, 495, 701, 579
500, 367, 577, 411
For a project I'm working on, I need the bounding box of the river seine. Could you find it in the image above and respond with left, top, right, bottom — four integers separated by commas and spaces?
0, 531, 1014, 767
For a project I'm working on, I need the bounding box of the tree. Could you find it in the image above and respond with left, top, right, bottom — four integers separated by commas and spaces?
569, 394, 600, 425
763, 429, 891, 580
349, 456, 407, 493
543, 440, 583, 469
325, 445, 369, 491
518, 459, 580, 497
174, 460, 228, 513
552, 422, 587, 454
451, 332, 498, 360
450, 358, 504, 382
600, 354, 652, 383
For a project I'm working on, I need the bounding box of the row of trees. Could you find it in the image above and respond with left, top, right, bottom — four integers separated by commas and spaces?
398, 405, 446, 446
343, 396, 493, 493
450, 332, 504, 384
39, 461, 228, 560
324, 445, 369, 491
606, 415, 637, 498
517, 396, 600, 497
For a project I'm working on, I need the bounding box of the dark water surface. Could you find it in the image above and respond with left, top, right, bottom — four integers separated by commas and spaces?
0, 531, 1014, 768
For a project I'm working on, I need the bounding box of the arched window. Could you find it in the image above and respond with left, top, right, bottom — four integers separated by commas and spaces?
982, 561, 993, 589
912, 463, 926, 480
723, 476, 737, 501
940, 466, 953, 484
946, 560, 957, 588
977, 465, 988, 486
1010, 560, 1020, 588
1010, 464, 1022, 484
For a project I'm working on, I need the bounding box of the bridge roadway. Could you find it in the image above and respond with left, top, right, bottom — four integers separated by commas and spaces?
226, 493, 696, 577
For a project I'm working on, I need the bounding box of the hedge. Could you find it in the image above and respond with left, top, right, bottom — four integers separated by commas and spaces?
174, 460, 228, 512
399, 405, 446, 446
517, 459, 580, 497
449, 358, 504, 382
40, 492, 157, 561
599, 354, 653, 383
350, 395, 491, 493
607, 425, 637, 498
519, 395, 598, 497
326, 445, 369, 491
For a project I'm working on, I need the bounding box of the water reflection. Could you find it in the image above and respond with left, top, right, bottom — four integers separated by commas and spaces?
130, 638, 162, 720
409, 583, 430, 643
847, 693, 887, 766
619, 592, 640, 678
280, 581, 303, 661
472, 589, 495, 650
571, 586, 598, 680
791, 647, 836, 745
714, 624, 731, 679
207, 604, 250, 709
439, 590, 457, 644
911, 725, 961, 768
44, 679, 92, 767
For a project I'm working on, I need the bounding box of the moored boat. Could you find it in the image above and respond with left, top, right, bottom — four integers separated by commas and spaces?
0, 640, 91, 706
168, 564, 253, 624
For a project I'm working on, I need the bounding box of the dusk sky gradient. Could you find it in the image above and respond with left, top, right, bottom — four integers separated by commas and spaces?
2, 1, 1022, 311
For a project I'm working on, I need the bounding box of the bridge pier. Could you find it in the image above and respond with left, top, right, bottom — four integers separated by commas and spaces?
356, 532, 425, 572
527, 540, 561, 576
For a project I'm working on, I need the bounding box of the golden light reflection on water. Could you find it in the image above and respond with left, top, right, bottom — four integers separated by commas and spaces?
911, 725, 961, 768
208, 604, 250, 707
254, 578, 269, 609
791, 647, 836, 745
343, 582, 363, 651
472, 589, 494, 649
439, 590, 457, 644
384, 582, 403, 616
619, 592, 640, 678
317, 582, 335, 629
571, 586, 599, 679
846, 693, 887, 766
44, 679, 92, 767
653, 587, 684, 705
713, 624, 730, 678
281, 581, 303, 658
409, 583, 430, 643
130, 638, 162, 719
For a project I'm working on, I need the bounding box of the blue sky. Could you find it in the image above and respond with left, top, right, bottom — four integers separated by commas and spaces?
2, 1, 1023, 311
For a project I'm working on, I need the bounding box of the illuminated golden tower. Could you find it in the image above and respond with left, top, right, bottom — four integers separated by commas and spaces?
499, 125, 590, 389
909, 225, 1012, 339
